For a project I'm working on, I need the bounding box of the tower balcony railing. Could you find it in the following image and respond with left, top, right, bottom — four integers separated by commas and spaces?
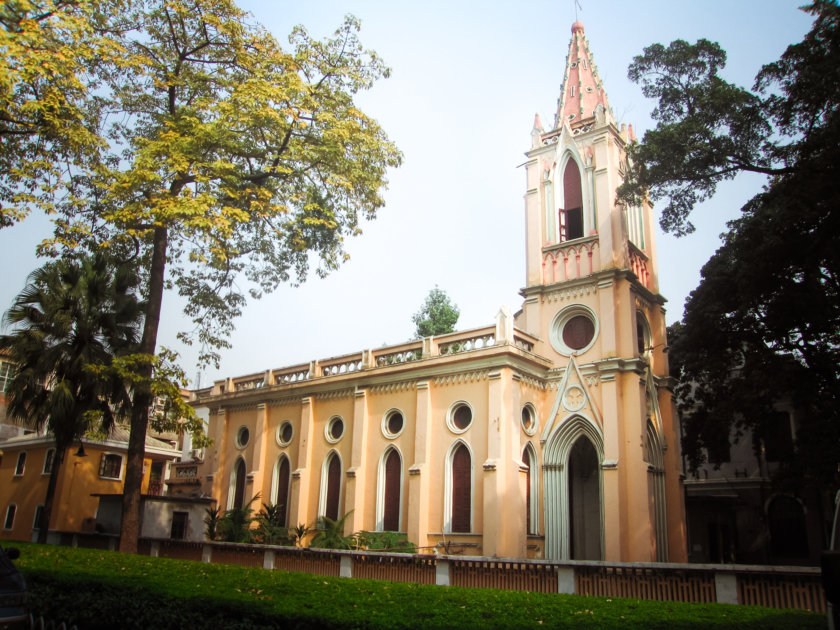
628, 242, 650, 289
206, 323, 540, 397
542, 235, 601, 284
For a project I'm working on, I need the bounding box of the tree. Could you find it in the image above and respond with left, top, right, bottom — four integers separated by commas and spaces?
0, 253, 143, 544
617, 1, 838, 236
1, 1, 401, 552
412, 287, 460, 338
0, 0, 123, 227
632, 2, 840, 496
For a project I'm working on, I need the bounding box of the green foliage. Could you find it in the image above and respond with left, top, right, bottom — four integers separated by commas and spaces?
661, 2, 840, 500
217, 494, 260, 544
204, 506, 221, 541
12, 543, 825, 630
354, 531, 416, 554
4, 1, 401, 550
310, 512, 355, 550
412, 286, 460, 339
252, 503, 293, 546
289, 523, 311, 547
0, 252, 144, 542
618, 2, 837, 236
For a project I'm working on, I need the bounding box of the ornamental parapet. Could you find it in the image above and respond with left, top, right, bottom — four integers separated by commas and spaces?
199, 321, 542, 400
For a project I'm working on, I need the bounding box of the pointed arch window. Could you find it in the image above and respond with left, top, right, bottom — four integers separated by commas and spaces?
445, 442, 472, 533
523, 444, 539, 535
271, 455, 292, 527
319, 451, 343, 522
561, 160, 584, 241
377, 447, 403, 532
228, 457, 247, 510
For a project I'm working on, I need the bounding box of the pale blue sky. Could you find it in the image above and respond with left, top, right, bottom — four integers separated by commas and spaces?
0, 1, 814, 385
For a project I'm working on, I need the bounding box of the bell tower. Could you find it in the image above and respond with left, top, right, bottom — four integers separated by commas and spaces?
516, 22, 687, 562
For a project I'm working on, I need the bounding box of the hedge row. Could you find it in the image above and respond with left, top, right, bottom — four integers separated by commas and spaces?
13, 543, 825, 629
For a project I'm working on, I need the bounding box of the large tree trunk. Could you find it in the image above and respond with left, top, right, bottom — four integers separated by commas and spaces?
119, 226, 168, 553
37, 447, 66, 545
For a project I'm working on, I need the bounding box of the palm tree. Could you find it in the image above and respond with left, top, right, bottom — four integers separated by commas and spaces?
0, 253, 143, 544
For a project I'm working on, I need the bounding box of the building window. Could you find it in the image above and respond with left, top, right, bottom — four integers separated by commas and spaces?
14, 452, 26, 476
170, 512, 189, 540
523, 444, 539, 535
319, 451, 342, 522
0, 360, 14, 393
325, 416, 344, 444
3, 504, 15, 530
444, 441, 473, 534
550, 305, 599, 356
43, 448, 55, 475
33, 505, 45, 531
521, 404, 538, 436
447, 402, 473, 434
763, 412, 793, 462
636, 312, 651, 358
560, 160, 584, 241
272, 455, 291, 528
235, 425, 250, 449
276, 421, 293, 447
768, 495, 809, 558
229, 457, 247, 510
377, 447, 403, 532
99, 453, 123, 480
382, 409, 405, 439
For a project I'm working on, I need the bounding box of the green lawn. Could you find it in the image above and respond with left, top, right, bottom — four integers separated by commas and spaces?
9, 542, 827, 629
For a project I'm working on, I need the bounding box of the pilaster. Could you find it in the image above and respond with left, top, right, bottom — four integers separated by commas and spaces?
408, 381, 432, 549
345, 388, 369, 534
290, 397, 314, 529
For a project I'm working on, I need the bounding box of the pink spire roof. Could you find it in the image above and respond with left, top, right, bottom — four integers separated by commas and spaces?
554, 22, 611, 129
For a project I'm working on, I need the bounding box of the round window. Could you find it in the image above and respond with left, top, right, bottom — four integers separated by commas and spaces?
325, 416, 345, 443
235, 426, 250, 449
447, 402, 473, 434
276, 421, 293, 447
563, 315, 595, 350
550, 305, 599, 356
521, 404, 538, 436
382, 409, 405, 439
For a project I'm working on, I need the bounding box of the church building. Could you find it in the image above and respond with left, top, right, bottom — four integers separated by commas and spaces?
188, 21, 688, 562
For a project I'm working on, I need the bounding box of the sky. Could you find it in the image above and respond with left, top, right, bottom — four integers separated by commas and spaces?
0, 0, 815, 387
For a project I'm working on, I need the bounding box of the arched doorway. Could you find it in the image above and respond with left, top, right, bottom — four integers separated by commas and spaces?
567, 437, 600, 559
543, 416, 603, 560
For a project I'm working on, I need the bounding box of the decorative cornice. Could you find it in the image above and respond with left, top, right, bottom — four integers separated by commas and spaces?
267, 397, 302, 408
543, 283, 598, 303
314, 389, 355, 401
434, 370, 489, 387
368, 381, 417, 395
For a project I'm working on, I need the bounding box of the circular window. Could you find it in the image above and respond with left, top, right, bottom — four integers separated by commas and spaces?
521, 404, 538, 436
382, 409, 405, 439
276, 421, 293, 447
325, 416, 345, 443
235, 426, 250, 449
550, 305, 599, 356
447, 402, 473, 434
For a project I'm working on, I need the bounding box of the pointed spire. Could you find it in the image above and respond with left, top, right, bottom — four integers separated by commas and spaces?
554, 22, 612, 130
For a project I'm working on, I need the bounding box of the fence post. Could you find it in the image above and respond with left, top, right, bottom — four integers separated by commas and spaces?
202, 544, 213, 563
150, 541, 160, 558
436, 559, 451, 586
263, 550, 275, 570
557, 567, 575, 594
714, 572, 738, 605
